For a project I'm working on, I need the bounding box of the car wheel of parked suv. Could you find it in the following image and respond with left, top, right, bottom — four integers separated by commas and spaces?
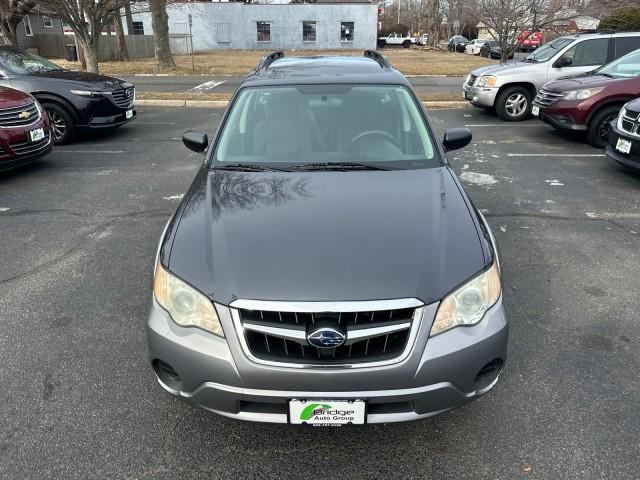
587, 105, 620, 148
403, 40, 411, 48
496, 86, 531, 121
43, 102, 75, 145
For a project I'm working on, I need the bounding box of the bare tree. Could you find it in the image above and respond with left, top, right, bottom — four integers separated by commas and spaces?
149, 0, 175, 70
466, 0, 593, 61
0, 0, 35, 46
113, 9, 129, 61
38, 0, 129, 73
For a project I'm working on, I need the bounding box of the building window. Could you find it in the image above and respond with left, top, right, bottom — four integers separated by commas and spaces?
42, 16, 53, 28
24, 16, 33, 36
132, 21, 145, 35
340, 22, 354, 42
216, 22, 231, 43
303, 21, 316, 42
257, 21, 271, 42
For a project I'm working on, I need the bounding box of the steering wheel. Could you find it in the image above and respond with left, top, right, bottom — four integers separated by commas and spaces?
347, 130, 401, 153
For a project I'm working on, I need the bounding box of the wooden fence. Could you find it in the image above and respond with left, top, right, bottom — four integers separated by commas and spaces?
34, 34, 155, 61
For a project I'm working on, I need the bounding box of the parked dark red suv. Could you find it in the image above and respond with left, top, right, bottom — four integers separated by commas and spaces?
532, 48, 640, 147
0, 85, 52, 172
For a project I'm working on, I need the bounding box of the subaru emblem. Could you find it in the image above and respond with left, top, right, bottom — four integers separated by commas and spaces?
307, 328, 346, 348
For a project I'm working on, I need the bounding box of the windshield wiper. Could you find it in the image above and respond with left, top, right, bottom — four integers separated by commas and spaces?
212, 163, 291, 172
291, 162, 391, 171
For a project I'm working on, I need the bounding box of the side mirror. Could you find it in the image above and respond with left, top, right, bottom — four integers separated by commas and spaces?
183, 131, 209, 153
443, 128, 472, 151
554, 56, 572, 68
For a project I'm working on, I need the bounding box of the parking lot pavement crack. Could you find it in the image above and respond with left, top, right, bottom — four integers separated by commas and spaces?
486, 212, 639, 236
0, 209, 171, 286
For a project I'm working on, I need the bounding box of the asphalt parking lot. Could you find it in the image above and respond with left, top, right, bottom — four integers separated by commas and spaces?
1, 106, 639, 479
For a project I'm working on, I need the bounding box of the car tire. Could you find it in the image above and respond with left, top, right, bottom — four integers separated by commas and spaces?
43, 102, 76, 145
402, 40, 411, 48
586, 105, 621, 148
495, 86, 532, 121
378, 40, 386, 48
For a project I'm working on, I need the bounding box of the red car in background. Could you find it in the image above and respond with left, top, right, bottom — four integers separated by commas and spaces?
0, 86, 52, 172
532, 48, 640, 147
518, 31, 542, 52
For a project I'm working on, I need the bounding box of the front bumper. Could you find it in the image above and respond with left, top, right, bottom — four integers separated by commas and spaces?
463, 84, 499, 108
533, 102, 587, 132
0, 116, 53, 172
147, 297, 509, 424
606, 123, 640, 171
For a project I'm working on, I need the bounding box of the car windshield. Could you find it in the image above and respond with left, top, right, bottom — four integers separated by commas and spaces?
525, 37, 574, 63
213, 84, 439, 169
597, 49, 640, 78
0, 49, 63, 74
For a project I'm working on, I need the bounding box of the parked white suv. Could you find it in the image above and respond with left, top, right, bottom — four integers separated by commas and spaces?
463, 32, 640, 121
378, 33, 417, 49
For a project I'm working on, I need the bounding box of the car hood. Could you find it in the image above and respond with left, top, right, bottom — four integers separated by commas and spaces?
23, 69, 129, 90
0, 85, 32, 107
166, 167, 488, 306
471, 61, 530, 76
543, 74, 626, 92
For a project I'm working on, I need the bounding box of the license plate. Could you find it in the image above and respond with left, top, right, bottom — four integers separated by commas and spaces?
125, 109, 133, 119
616, 137, 632, 154
289, 399, 366, 425
532, 105, 540, 116
29, 127, 45, 142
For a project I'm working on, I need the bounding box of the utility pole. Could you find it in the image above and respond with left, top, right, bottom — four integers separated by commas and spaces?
397, 0, 401, 25
188, 14, 194, 71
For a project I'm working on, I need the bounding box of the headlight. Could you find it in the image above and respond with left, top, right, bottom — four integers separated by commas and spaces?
617, 104, 629, 130
476, 75, 497, 88
430, 261, 501, 336
153, 261, 224, 337
562, 88, 604, 101
70, 89, 112, 97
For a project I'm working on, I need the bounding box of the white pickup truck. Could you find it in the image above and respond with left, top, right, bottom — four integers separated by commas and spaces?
377, 33, 417, 48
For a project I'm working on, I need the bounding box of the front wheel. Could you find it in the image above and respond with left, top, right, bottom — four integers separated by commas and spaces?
43, 102, 76, 144
495, 86, 532, 121
586, 105, 620, 148
402, 40, 411, 48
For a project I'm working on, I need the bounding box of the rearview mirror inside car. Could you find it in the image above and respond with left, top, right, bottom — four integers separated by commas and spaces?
443, 128, 472, 151
183, 131, 209, 153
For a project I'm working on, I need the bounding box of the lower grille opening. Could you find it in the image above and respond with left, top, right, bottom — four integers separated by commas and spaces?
239, 401, 287, 415
368, 401, 414, 415
153, 359, 182, 391
474, 359, 504, 387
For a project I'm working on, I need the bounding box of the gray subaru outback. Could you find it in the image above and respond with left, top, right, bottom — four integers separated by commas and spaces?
147, 51, 508, 425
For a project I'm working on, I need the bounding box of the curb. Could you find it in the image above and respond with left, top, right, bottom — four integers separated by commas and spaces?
136, 99, 471, 109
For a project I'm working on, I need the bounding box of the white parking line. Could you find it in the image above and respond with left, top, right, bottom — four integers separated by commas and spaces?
191, 80, 226, 91
0, 207, 10, 212
465, 124, 541, 127
507, 153, 605, 157
57, 150, 123, 154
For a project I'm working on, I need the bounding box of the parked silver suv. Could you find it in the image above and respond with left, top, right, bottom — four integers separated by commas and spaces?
463, 32, 640, 121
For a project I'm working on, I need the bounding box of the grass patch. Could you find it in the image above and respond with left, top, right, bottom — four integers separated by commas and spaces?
55, 48, 494, 77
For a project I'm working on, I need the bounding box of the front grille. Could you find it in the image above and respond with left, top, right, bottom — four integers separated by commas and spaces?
620, 107, 640, 137
10, 132, 51, 156
236, 305, 419, 365
466, 74, 477, 86
534, 88, 564, 106
111, 86, 135, 109
0, 102, 40, 127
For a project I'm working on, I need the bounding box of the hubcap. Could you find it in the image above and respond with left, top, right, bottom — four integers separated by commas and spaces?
505, 93, 528, 117
47, 110, 66, 142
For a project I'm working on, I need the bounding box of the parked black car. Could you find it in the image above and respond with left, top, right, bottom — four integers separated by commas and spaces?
448, 36, 469, 53
480, 44, 515, 60
606, 98, 640, 173
0, 46, 135, 144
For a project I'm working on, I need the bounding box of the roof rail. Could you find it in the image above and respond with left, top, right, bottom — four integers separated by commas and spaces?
257, 51, 284, 71
364, 50, 391, 68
